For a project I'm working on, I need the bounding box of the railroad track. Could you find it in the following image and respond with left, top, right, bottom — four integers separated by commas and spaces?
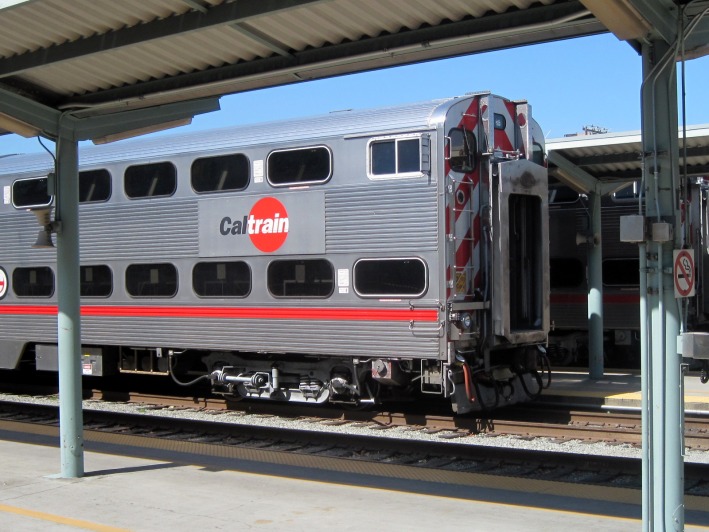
1, 398, 708, 503
85, 388, 709, 450
1, 374, 707, 450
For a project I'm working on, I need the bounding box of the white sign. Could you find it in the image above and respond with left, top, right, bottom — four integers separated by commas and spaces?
674, 249, 695, 298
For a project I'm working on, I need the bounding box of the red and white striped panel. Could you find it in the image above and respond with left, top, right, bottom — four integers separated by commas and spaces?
445, 98, 481, 301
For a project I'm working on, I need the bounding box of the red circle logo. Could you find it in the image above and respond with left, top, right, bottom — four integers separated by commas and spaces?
248, 197, 289, 253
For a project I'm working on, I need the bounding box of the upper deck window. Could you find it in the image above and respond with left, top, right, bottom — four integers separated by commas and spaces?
267, 146, 331, 186
368, 135, 427, 179
549, 185, 580, 204
125, 162, 176, 199
612, 182, 641, 203
12, 176, 51, 209
80, 169, 111, 203
191, 153, 249, 193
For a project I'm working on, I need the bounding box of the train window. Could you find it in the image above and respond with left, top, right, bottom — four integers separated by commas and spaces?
80, 265, 112, 297
369, 136, 422, 178
267, 146, 331, 186
124, 162, 176, 199
13, 266, 54, 297
532, 142, 545, 166
493, 113, 507, 130
79, 169, 111, 203
549, 185, 580, 204
353, 258, 427, 298
612, 182, 641, 203
12, 176, 52, 209
267, 259, 334, 298
193, 261, 251, 297
448, 128, 476, 173
125, 263, 178, 297
550, 258, 585, 288
191, 153, 249, 193
603, 258, 640, 286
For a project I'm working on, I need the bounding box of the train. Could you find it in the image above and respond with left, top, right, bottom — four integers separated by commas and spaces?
0, 93, 550, 414
548, 175, 709, 380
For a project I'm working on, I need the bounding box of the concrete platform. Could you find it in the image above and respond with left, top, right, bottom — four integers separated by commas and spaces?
543, 371, 709, 412
1, 425, 709, 531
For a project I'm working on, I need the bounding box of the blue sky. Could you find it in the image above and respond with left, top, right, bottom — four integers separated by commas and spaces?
1, 32, 708, 156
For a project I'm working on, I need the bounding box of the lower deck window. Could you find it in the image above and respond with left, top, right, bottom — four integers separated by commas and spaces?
193, 261, 251, 297
550, 258, 585, 289
13, 266, 54, 297
267, 259, 334, 298
603, 258, 639, 286
354, 258, 427, 297
126, 263, 177, 297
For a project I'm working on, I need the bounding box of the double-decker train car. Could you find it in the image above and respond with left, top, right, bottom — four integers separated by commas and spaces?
548, 176, 709, 376
0, 93, 550, 413
548, 182, 643, 367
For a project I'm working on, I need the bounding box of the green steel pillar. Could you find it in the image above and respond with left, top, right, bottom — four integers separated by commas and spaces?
56, 128, 84, 478
588, 191, 604, 380
640, 38, 683, 531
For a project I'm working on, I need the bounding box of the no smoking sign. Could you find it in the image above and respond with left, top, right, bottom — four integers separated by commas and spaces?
674, 249, 695, 298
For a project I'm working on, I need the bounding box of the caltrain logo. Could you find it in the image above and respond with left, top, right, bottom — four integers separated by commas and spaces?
219, 197, 289, 253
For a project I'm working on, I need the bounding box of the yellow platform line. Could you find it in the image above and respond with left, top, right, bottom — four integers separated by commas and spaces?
0, 503, 131, 532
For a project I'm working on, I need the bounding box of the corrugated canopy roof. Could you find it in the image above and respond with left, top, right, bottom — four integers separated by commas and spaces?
547, 124, 709, 193
0, 0, 607, 134
1, 0, 707, 142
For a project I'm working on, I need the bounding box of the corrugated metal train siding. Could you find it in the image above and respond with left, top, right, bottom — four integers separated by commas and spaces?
0, 314, 442, 359
80, 200, 199, 261
325, 183, 438, 253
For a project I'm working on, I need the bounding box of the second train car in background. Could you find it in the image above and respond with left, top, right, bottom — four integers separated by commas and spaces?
0, 93, 550, 413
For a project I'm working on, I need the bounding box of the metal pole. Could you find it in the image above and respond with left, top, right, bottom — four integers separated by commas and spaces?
56, 128, 84, 478
640, 38, 683, 531
639, 241, 651, 529
588, 191, 604, 379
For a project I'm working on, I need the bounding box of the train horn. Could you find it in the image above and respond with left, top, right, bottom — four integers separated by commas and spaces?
576, 232, 600, 246
30, 208, 57, 249
33, 228, 54, 248
576, 233, 591, 246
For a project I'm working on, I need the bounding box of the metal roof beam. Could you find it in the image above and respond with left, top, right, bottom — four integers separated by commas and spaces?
547, 150, 622, 195
0, 85, 60, 137
0, 0, 328, 78
64, 98, 220, 142
580, 0, 677, 43
228, 22, 294, 58
628, 0, 678, 44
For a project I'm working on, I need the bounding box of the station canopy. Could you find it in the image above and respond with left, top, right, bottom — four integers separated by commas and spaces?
0, 0, 610, 139
547, 124, 709, 195
0, 0, 708, 144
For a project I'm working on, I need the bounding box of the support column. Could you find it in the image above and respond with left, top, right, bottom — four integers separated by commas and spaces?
640, 38, 683, 531
56, 130, 84, 478
588, 191, 604, 379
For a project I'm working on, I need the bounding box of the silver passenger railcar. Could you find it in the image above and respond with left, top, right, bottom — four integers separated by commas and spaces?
0, 93, 549, 412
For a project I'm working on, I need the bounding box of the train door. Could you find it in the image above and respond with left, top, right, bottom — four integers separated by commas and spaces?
482, 96, 549, 346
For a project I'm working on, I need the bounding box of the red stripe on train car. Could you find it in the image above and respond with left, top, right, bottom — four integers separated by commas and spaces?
0, 305, 439, 322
